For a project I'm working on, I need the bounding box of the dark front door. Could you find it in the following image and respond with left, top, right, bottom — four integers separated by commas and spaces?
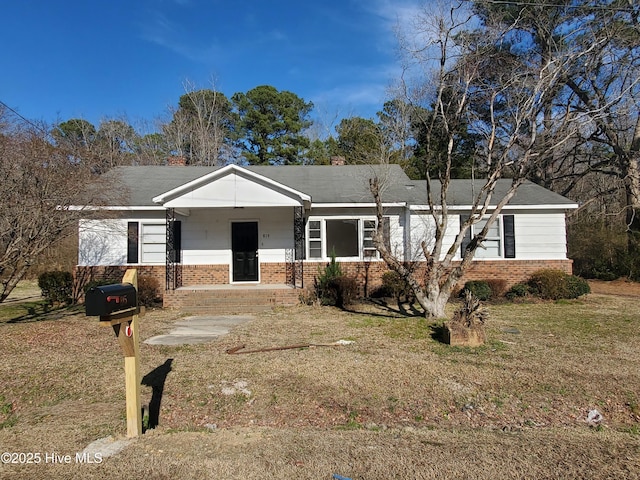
232, 222, 259, 282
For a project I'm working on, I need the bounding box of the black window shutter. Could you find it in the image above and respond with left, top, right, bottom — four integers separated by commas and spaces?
171, 221, 182, 263
460, 215, 471, 256
503, 215, 515, 258
127, 222, 139, 264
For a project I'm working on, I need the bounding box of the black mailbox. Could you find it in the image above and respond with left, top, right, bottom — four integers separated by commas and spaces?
85, 283, 137, 317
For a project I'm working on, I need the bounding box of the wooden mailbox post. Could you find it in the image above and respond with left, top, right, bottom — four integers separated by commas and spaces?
85, 269, 142, 438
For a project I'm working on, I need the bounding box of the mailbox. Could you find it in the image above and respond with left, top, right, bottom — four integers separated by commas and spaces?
85, 283, 137, 317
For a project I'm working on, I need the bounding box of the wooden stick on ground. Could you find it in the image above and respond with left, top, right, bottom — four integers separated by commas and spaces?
226, 341, 351, 355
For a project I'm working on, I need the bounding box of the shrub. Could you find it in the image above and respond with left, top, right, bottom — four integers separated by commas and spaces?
565, 275, 591, 298
527, 269, 590, 300
505, 283, 530, 300
486, 279, 507, 298
527, 269, 567, 300
323, 275, 359, 308
138, 276, 161, 307
380, 271, 413, 300
460, 280, 492, 301
315, 255, 358, 307
38, 271, 73, 305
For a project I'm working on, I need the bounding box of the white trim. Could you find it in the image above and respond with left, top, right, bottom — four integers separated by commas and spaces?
410, 203, 578, 211
152, 164, 311, 205
472, 216, 503, 259
313, 202, 406, 208
306, 215, 381, 261
69, 205, 167, 211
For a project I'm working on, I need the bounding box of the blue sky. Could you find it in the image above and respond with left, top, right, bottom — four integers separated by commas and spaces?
1, 0, 425, 134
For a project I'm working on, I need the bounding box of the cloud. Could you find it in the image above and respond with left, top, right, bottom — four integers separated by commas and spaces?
139, 10, 226, 64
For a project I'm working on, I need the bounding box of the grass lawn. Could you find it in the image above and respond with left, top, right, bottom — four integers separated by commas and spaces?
0, 289, 638, 479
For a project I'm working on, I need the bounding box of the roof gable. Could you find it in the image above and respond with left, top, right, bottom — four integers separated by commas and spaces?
152, 165, 311, 208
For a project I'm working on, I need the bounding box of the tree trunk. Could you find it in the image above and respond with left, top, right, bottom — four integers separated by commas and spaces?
626, 115, 640, 260
0, 263, 30, 303
625, 169, 640, 262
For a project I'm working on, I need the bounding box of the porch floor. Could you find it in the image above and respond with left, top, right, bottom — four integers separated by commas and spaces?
163, 284, 301, 314
175, 283, 294, 291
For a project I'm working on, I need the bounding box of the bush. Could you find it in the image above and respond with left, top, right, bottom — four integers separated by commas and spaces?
527, 269, 590, 300
38, 271, 73, 305
486, 279, 507, 298
315, 255, 358, 307
380, 271, 413, 300
565, 274, 591, 298
505, 283, 530, 300
138, 276, 161, 307
460, 280, 492, 301
320, 275, 359, 308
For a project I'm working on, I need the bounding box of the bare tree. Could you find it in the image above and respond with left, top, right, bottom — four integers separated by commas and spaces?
161, 79, 233, 165
0, 107, 108, 302
370, 1, 597, 318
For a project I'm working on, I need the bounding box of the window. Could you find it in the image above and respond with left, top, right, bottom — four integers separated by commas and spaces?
308, 220, 322, 259
141, 224, 166, 264
126, 222, 167, 264
326, 219, 359, 257
474, 218, 501, 258
460, 215, 516, 259
363, 220, 377, 257
307, 218, 387, 260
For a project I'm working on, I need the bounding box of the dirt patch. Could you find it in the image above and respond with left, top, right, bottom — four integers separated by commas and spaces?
588, 278, 640, 296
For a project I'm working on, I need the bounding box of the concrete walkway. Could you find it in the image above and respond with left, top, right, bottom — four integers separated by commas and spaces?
144, 315, 254, 346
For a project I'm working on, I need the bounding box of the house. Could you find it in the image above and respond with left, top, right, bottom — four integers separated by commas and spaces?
76, 162, 577, 311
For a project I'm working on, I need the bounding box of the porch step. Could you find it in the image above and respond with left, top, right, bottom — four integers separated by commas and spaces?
163, 285, 300, 314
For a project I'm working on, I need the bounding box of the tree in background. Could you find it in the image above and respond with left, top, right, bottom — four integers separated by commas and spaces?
52, 118, 98, 166
133, 131, 171, 165
333, 116, 384, 164
162, 81, 234, 166
53, 117, 143, 172
231, 85, 313, 165
377, 99, 418, 174
96, 118, 138, 169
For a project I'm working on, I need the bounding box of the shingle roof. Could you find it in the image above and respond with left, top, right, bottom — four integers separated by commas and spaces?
406, 179, 577, 207
108, 164, 413, 206
104, 164, 576, 208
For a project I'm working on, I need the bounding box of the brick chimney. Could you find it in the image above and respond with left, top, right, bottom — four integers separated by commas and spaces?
167, 156, 187, 166
330, 156, 345, 166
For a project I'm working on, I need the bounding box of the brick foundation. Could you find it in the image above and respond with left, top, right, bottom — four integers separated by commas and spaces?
74, 265, 166, 292
76, 258, 573, 307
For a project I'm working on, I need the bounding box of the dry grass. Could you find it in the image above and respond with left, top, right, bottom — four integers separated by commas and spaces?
0, 289, 639, 479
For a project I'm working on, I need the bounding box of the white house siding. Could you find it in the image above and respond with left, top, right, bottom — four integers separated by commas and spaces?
180, 207, 294, 265
78, 212, 167, 266
512, 212, 568, 260
163, 173, 302, 208
408, 212, 459, 261
78, 219, 127, 266
408, 210, 569, 261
